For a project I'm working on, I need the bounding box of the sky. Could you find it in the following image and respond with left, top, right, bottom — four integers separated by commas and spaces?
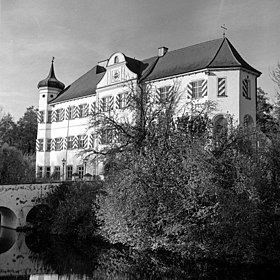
0, 0, 280, 120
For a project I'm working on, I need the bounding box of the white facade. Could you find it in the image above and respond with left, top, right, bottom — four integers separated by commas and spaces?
36, 37, 261, 180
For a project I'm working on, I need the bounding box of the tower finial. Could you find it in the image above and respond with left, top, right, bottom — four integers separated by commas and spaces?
52, 56, 55, 63
221, 24, 227, 38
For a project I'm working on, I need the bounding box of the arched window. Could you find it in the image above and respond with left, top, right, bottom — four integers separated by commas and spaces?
114, 56, 119, 64
213, 114, 227, 139
243, 114, 254, 128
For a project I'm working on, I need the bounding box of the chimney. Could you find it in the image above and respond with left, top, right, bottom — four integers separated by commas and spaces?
158, 46, 168, 57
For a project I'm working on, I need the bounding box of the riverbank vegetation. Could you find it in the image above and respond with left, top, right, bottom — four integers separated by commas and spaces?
32, 85, 280, 266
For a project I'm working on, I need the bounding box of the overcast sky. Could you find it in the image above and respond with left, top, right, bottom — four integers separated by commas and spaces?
0, 0, 279, 120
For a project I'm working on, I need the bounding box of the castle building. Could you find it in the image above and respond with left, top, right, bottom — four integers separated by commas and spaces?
36, 37, 261, 180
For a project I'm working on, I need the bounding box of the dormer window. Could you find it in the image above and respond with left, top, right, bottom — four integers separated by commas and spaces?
114, 56, 119, 64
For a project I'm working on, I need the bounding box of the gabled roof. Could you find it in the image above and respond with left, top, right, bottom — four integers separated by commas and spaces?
49, 37, 261, 104
49, 65, 105, 104
141, 37, 261, 81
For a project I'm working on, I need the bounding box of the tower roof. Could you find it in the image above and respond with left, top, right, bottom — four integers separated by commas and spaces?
37, 58, 65, 90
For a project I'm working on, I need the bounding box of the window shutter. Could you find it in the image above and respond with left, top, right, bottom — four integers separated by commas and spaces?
65, 107, 70, 120
73, 106, 79, 119
155, 88, 161, 103
99, 98, 104, 112
91, 102, 97, 115
36, 139, 40, 152
83, 134, 88, 149
51, 139, 55, 151
37, 111, 42, 123
89, 134, 95, 148
187, 82, 193, 99
84, 104, 89, 116
116, 94, 121, 109
73, 136, 78, 149
242, 79, 250, 98
218, 78, 226, 97
109, 96, 114, 111
201, 79, 207, 97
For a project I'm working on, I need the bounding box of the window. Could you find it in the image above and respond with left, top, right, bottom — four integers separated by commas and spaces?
53, 166, 60, 180
47, 111, 52, 123
37, 139, 44, 152
244, 114, 254, 128
79, 104, 88, 118
101, 97, 112, 112
77, 165, 84, 179
69, 106, 75, 119
213, 115, 228, 139
217, 78, 227, 97
114, 56, 119, 64
55, 138, 62, 151
56, 109, 64, 121
67, 136, 74, 149
158, 86, 171, 102
191, 80, 204, 99
66, 165, 73, 180
100, 130, 113, 145
46, 139, 51, 151
45, 166, 51, 178
37, 166, 43, 178
242, 79, 251, 99
77, 135, 86, 149
39, 111, 45, 123
116, 93, 127, 109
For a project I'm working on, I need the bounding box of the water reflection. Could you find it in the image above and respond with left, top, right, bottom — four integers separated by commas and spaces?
1, 228, 280, 279
0, 227, 17, 253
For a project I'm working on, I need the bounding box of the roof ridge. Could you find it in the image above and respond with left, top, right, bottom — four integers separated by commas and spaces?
141, 38, 223, 62
206, 37, 227, 67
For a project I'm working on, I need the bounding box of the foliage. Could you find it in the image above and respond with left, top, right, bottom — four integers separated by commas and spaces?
91, 80, 280, 263
0, 143, 36, 184
0, 106, 37, 154
35, 179, 104, 240
256, 87, 277, 135
0, 113, 17, 147
16, 106, 38, 154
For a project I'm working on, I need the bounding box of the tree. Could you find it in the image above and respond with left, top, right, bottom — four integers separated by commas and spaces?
16, 106, 38, 154
0, 113, 17, 147
256, 87, 277, 134
0, 144, 36, 184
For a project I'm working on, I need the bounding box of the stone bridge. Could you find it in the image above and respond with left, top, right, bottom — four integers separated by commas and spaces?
0, 227, 53, 276
0, 183, 57, 229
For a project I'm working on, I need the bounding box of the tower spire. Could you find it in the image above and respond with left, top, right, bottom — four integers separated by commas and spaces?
221, 24, 227, 38
37, 57, 65, 90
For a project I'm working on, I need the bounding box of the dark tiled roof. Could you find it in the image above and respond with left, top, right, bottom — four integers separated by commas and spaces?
38, 61, 65, 90
141, 37, 261, 81
50, 65, 105, 104
49, 37, 261, 104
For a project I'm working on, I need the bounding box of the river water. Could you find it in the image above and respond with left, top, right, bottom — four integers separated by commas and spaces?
0, 227, 279, 280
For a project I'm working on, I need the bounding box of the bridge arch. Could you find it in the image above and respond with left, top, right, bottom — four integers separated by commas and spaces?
0, 206, 17, 229
0, 227, 17, 254
26, 204, 50, 226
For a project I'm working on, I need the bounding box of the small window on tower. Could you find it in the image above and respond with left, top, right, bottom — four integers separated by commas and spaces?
114, 56, 119, 64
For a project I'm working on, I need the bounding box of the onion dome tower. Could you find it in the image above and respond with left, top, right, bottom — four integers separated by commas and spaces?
38, 57, 65, 92
37, 57, 65, 121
